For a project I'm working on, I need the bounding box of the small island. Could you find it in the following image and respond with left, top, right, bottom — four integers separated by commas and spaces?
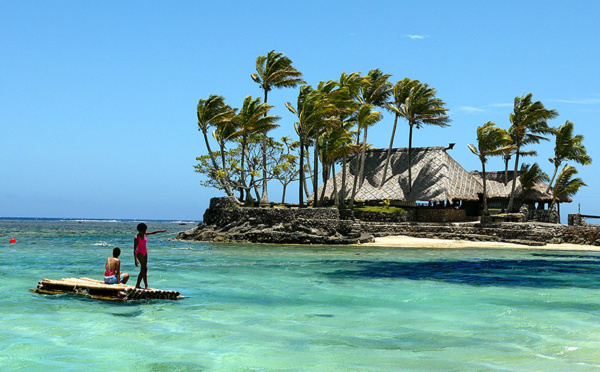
183, 50, 598, 248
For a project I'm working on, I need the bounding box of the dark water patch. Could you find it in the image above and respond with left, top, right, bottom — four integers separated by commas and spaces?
111, 310, 143, 317
531, 253, 600, 260
324, 259, 600, 288
307, 313, 335, 318
138, 362, 205, 371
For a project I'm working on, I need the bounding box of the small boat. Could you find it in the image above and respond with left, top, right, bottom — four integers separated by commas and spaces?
31, 277, 182, 301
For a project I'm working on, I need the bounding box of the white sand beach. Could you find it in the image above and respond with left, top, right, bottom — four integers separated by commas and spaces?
364, 235, 599, 251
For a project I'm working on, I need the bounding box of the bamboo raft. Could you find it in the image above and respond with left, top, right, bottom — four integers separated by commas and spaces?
31, 277, 182, 301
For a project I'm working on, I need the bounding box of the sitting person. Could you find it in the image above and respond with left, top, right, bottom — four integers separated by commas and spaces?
104, 247, 129, 284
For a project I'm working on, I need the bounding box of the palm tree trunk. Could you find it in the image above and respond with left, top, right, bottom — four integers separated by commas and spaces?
219, 141, 234, 195
408, 124, 414, 194
332, 163, 339, 206
348, 129, 362, 209
313, 135, 319, 207
358, 127, 368, 188
240, 136, 251, 204
305, 143, 313, 198
380, 114, 399, 188
503, 156, 510, 185
557, 202, 561, 224
260, 90, 269, 204
482, 160, 489, 216
298, 136, 305, 208
320, 160, 330, 204
507, 149, 521, 212
340, 154, 347, 207
546, 163, 560, 193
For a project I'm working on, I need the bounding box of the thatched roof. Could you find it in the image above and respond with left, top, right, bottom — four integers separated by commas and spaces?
314, 147, 571, 204
315, 147, 481, 202
471, 171, 571, 203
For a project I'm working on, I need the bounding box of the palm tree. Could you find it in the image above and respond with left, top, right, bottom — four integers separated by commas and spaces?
551, 165, 587, 222
286, 85, 330, 207
468, 122, 512, 216
506, 93, 558, 212
357, 69, 392, 107
251, 50, 305, 204
212, 110, 238, 197
498, 144, 536, 186
385, 79, 451, 193
348, 104, 383, 209
380, 78, 419, 187
519, 162, 549, 192
197, 94, 236, 198
335, 72, 362, 207
232, 95, 280, 204
343, 69, 391, 207
546, 120, 591, 192
319, 123, 355, 205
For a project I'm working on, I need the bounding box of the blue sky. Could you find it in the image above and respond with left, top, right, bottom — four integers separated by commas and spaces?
1, 1, 598, 220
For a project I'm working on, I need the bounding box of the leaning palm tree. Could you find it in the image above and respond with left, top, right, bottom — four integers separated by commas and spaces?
286, 85, 331, 207
334, 72, 362, 207
551, 165, 587, 222
307, 80, 342, 207
356, 68, 392, 107
212, 111, 238, 196
197, 94, 236, 198
252, 50, 305, 204
519, 162, 550, 193
348, 104, 383, 208
498, 144, 536, 185
381, 78, 419, 187
468, 122, 512, 216
506, 93, 558, 212
345, 69, 391, 204
385, 79, 451, 193
321, 123, 356, 205
232, 95, 280, 204
546, 120, 591, 192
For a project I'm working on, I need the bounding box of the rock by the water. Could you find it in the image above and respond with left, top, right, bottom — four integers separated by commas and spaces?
177, 197, 372, 245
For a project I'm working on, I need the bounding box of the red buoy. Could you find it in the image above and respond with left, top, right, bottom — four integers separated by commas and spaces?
9, 238, 16, 243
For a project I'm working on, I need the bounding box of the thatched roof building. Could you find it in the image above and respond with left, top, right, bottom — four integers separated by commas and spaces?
315, 146, 568, 205
316, 147, 481, 203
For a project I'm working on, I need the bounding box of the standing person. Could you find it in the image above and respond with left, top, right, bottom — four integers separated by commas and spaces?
105, 247, 129, 284
134, 223, 167, 289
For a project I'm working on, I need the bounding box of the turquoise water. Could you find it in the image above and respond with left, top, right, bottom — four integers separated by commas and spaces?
2, 220, 600, 371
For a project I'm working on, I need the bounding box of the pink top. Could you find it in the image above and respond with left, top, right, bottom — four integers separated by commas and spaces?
136, 234, 147, 256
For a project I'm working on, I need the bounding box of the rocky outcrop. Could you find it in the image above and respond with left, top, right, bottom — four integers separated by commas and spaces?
177, 197, 372, 244
179, 198, 600, 246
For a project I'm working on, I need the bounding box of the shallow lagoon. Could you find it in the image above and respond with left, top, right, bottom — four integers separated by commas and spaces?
2, 219, 600, 370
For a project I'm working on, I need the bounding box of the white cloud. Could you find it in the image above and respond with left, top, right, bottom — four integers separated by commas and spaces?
486, 103, 513, 108
405, 34, 428, 40
552, 98, 600, 105
454, 106, 485, 113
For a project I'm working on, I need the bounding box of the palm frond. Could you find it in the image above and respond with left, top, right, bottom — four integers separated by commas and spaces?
552, 164, 587, 204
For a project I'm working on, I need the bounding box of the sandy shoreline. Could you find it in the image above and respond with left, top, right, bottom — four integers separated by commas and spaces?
363, 235, 600, 251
